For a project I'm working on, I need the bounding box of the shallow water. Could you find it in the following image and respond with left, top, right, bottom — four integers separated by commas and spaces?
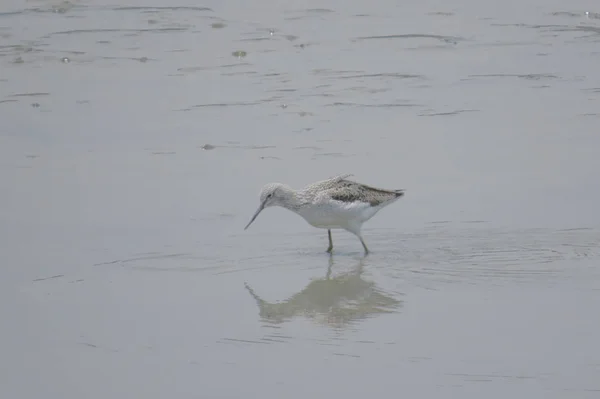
2, 0, 600, 397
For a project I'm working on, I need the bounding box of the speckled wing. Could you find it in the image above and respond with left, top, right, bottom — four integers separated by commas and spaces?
303, 174, 354, 193
326, 180, 404, 207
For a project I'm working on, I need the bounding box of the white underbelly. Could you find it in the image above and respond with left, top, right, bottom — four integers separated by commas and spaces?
297, 203, 378, 229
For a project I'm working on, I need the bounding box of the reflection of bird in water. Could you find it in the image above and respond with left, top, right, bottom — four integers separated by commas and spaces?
244, 174, 405, 254
244, 257, 403, 328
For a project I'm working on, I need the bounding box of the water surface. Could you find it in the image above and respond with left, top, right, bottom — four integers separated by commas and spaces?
1, 0, 600, 397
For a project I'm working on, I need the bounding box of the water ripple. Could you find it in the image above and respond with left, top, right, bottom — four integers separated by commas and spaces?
353, 34, 463, 43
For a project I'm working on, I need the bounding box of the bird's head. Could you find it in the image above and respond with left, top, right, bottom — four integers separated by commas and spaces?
244, 183, 287, 230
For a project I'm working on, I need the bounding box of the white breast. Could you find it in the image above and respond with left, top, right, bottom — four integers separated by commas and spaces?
296, 201, 379, 229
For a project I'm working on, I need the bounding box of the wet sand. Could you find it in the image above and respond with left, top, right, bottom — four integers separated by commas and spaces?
2, 1, 600, 397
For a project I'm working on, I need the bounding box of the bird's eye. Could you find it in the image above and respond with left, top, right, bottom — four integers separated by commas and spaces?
267, 193, 272, 198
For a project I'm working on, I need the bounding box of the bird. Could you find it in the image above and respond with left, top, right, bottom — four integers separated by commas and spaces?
244, 174, 405, 254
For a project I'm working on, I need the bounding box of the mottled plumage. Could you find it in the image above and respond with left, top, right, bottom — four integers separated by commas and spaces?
244, 174, 405, 254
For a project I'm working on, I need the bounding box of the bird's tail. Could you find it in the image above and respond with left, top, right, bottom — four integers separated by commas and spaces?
395, 189, 405, 198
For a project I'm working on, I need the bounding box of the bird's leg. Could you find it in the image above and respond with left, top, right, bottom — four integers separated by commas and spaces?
326, 229, 333, 253
359, 236, 370, 255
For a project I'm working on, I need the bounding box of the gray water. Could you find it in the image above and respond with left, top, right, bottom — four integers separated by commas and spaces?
2, 0, 600, 398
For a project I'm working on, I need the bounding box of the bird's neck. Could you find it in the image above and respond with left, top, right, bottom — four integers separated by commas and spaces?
278, 186, 306, 212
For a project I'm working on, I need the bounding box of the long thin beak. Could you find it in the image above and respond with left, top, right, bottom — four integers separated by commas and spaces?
244, 202, 266, 230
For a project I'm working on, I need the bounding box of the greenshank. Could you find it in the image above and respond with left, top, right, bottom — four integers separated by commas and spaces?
244, 174, 405, 254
